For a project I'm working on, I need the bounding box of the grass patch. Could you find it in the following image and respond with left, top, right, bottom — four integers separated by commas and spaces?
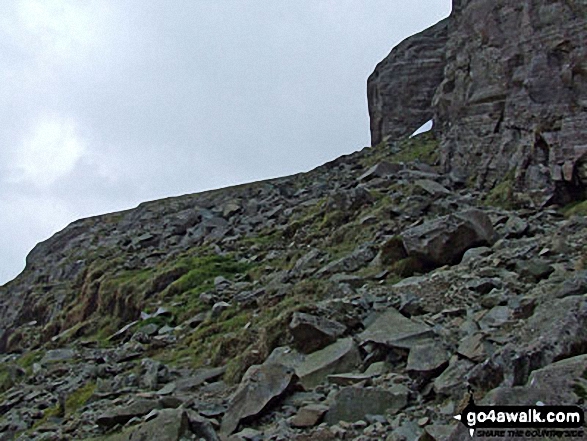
65, 382, 96, 415
562, 200, 587, 217
485, 170, 516, 209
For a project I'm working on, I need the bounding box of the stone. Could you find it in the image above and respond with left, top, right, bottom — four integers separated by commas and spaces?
457, 333, 488, 363
515, 260, 554, 282
40, 349, 76, 364
401, 209, 496, 267
503, 216, 528, 238
478, 306, 511, 329
359, 307, 434, 350
211, 301, 231, 318
289, 312, 346, 353
96, 399, 161, 428
358, 161, 403, 181
498, 296, 587, 386
421, 424, 456, 441
415, 179, 451, 196
433, 357, 475, 397
220, 363, 296, 435
290, 404, 329, 428
406, 341, 449, 378
296, 338, 362, 389
324, 385, 409, 424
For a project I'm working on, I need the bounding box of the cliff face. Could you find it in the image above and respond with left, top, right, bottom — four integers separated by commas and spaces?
368, 0, 587, 204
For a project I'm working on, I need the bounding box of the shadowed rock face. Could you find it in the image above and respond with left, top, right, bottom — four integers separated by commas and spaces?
367, 18, 450, 146
369, 0, 587, 202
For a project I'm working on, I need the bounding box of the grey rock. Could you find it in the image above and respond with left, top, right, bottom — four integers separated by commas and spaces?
359, 307, 434, 350
295, 337, 361, 389
290, 404, 329, 428
324, 385, 409, 424
415, 179, 451, 196
220, 363, 296, 435
433, 357, 475, 397
401, 209, 496, 267
406, 341, 450, 378
96, 399, 161, 428
358, 161, 403, 181
483, 354, 587, 407
457, 333, 489, 363
289, 312, 346, 353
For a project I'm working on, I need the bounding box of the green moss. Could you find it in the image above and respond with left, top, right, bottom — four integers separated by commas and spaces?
360, 132, 439, 169
16, 350, 43, 372
65, 382, 96, 415
164, 254, 251, 298
391, 133, 439, 164
0, 365, 13, 393
563, 200, 587, 217
391, 257, 428, 278
485, 170, 516, 209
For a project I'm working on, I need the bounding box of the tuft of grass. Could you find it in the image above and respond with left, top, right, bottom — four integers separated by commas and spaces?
485, 170, 516, 209
65, 382, 96, 415
563, 200, 587, 217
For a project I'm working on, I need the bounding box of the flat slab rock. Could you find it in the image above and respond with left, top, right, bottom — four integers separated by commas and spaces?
267, 338, 361, 390
96, 399, 161, 428
359, 307, 434, 349
324, 385, 409, 424
220, 362, 296, 435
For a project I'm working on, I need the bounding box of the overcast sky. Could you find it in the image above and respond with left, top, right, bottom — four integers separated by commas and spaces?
0, 0, 451, 285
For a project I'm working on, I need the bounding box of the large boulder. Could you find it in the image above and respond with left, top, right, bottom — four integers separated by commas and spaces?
401, 209, 496, 267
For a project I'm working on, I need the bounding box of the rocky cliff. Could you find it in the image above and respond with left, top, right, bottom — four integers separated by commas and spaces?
0, 2, 587, 441
368, 0, 587, 205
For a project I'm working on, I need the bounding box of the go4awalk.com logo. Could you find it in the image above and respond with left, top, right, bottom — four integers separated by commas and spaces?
454, 395, 585, 438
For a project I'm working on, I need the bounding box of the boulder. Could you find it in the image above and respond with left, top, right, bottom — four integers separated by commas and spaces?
406, 341, 450, 378
324, 385, 409, 424
401, 209, 496, 267
220, 363, 296, 435
295, 338, 361, 389
359, 307, 434, 350
289, 312, 346, 353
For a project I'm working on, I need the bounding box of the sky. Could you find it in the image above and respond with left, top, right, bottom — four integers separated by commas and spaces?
0, 0, 451, 285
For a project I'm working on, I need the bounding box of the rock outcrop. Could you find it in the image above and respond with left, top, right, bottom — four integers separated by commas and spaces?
369, 0, 587, 203
367, 18, 449, 145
